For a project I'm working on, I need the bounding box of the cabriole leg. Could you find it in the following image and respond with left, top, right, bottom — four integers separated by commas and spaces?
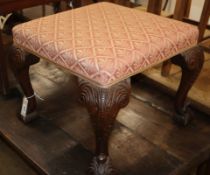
171, 46, 204, 126
78, 79, 131, 175
9, 46, 40, 123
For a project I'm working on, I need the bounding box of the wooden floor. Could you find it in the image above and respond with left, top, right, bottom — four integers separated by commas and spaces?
1, 60, 210, 175
0, 137, 37, 175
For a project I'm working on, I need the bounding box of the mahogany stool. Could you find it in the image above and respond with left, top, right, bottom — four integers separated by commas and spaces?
10, 2, 204, 174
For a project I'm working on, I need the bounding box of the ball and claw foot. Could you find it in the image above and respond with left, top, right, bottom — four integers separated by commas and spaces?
173, 105, 193, 126
87, 154, 117, 175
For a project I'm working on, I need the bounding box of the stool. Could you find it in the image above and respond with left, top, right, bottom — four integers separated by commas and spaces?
10, 2, 204, 174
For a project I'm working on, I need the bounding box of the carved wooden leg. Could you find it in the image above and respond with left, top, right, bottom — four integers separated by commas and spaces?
171, 46, 204, 126
78, 79, 131, 175
9, 47, 40, 123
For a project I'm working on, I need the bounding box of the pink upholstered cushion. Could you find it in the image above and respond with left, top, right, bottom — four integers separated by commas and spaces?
13, 2, 198, 88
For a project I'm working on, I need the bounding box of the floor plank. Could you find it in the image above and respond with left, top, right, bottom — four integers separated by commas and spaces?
0, 137, 37, 175
0, 98, 93, 175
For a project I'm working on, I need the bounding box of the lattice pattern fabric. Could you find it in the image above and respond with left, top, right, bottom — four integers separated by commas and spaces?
13, 2, 198, 87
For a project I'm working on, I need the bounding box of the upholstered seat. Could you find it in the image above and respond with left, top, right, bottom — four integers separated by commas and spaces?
13, 2, 198, 88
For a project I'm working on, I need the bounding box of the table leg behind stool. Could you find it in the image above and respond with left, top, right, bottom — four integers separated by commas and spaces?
0, 30, 9, 95
78, 79, 131, 175
9, 47, 40, 123
171, 46, 204, 126
72, 0, 82, 8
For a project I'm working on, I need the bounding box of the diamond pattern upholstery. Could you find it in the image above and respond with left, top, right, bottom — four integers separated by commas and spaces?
13, 2, 198, 88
